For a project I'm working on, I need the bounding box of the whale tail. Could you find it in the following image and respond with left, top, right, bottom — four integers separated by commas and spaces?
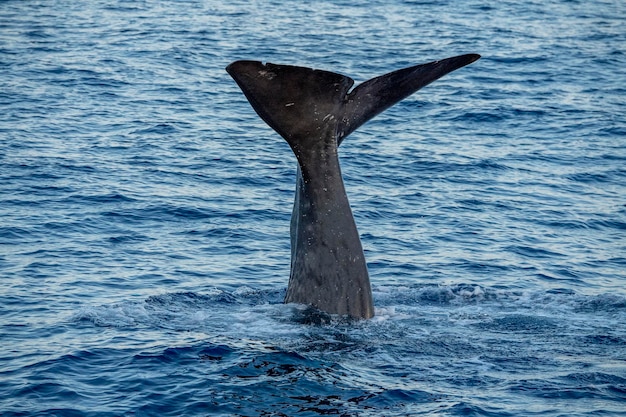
226, 55, 480, 319
226, 54, 480, 146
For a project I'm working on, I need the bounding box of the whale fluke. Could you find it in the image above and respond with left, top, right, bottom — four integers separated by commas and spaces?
338, 54, 480, 142
226, 54, 480, 319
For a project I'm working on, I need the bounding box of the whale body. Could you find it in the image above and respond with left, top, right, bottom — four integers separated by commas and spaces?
226, 54, 480, 319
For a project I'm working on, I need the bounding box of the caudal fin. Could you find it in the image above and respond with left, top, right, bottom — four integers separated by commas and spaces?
226, 61, 354, 145
226, 54, 480, 144
338, 54, 480, 140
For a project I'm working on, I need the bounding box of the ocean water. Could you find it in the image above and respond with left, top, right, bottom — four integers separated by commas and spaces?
1, 0, 625, 415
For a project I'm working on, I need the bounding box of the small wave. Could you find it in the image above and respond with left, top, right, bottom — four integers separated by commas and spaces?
72, 288, 286, 330
146, 290, 239, 308
0, 226, 32, 241
509, 375, 624, 401
63, 192, 137, 204
131, 123, 180, 136
374, 283, 506, 306
475, 314, 558, 333
505, 244, 566, 259
579, 334, 625, 346
101, 203, 218, 224
107, 232, 151, 244
573, 293, 626, 313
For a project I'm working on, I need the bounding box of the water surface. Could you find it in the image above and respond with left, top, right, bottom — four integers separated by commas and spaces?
1, 1, 625, 415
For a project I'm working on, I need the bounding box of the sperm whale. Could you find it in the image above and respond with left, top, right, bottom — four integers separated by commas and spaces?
226, 54, 480, 318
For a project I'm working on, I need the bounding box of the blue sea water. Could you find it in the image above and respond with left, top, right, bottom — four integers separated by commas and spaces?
1, 0, 626, 415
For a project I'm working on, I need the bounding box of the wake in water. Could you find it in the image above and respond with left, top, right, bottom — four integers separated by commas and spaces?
50, 285, 624, 415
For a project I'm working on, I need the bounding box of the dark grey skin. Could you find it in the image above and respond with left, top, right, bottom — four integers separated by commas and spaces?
226, 54, 480, 319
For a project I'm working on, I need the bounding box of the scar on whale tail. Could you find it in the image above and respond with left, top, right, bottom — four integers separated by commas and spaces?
226, 54, 480, 319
